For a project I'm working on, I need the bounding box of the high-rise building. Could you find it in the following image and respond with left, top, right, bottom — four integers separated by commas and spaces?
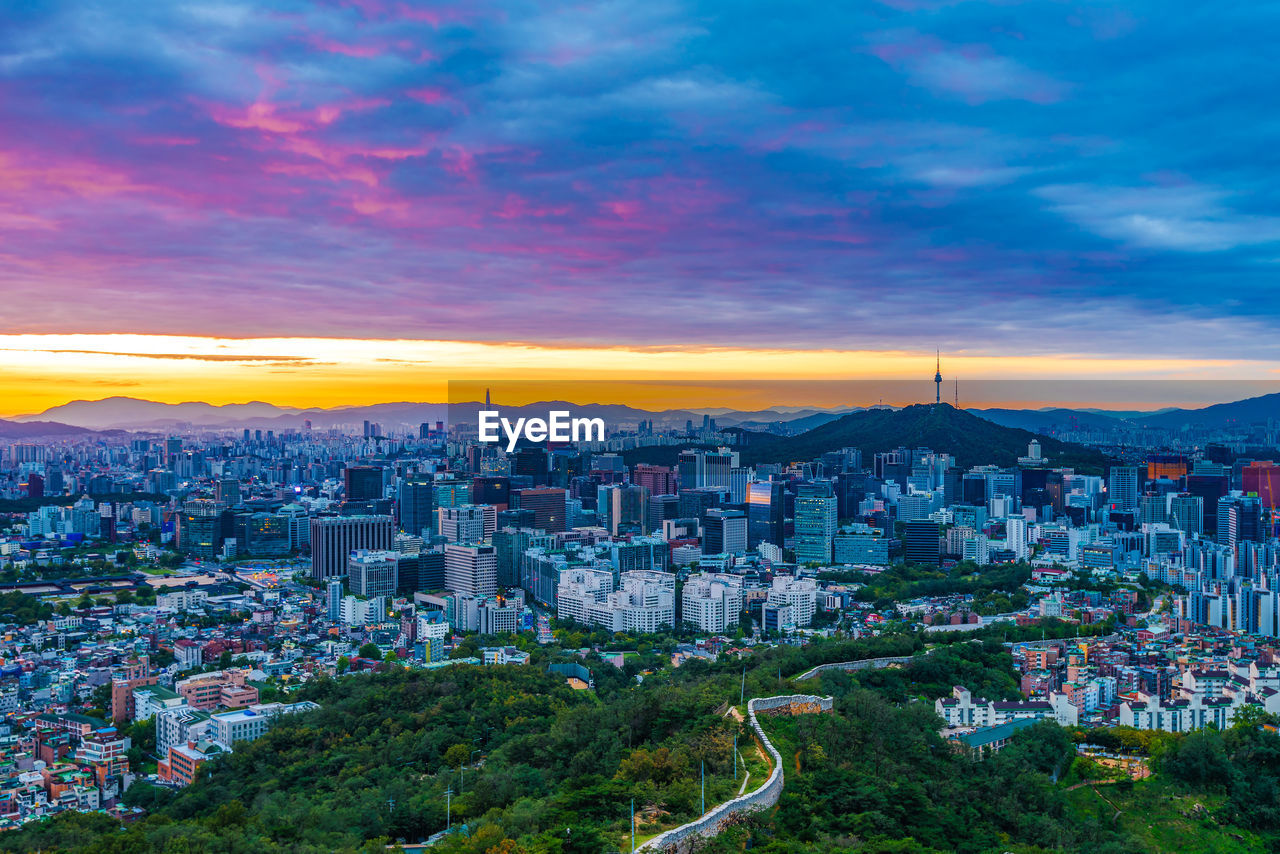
310, 515, 394, 582
347, 550, 399, 598
326, 579, 343, 621
606, 483, 649, 536
794, 481, 837, 565
1006, 514, 1029, 560
1108, 466, 1141, 513
444, 543, 498, 597
903, 520, 940, 566
512, 488, 567, 533
681, 573, 744, 633
1217, 493, 1262, 548
677, 448, 738, 491
439, 505, 488, 544
1168, 493, 1204, 536
647, 494, 681, 534
178, 510, 222, 561
702, 508, 747, 555
472, 476, 511, 509
397, 478, 434, 537
747, 481, 785, 548
1243, 461, 1280, 510
215, 478, 241, 506
632, 464, 677, 497
344, 466, 384, 502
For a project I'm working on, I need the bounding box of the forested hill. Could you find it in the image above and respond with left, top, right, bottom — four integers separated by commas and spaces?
6, 631, 1277, 853
735, 403, 1108, 472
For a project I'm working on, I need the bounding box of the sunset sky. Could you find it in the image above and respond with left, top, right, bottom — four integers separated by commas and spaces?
3, 2, 1279, 416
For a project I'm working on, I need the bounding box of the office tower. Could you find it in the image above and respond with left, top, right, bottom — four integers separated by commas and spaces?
432, 478, 473, 515
679, 487, 724, 520
214, 478, 240, 506
747, 481, 785, 548
310, 515, 394, 582
1140, 493, 1168, 526
493, 527, 548, 588
178, 507, 222, 561
1147, 454, 1189, 481
1186, 474, 1229, 537
702, 508, 747, 555
632, 464, 677, 496
728, 466, 753, 504
397, 549, 445, 593
647, 494, 681, 534
1168, 493, 1204, 536
1108, 466, 1141, 513
903, 520, 941, 566
397, 478, 434, 537
590, 453, 626, 473
513, 447, 550, 483
794, 481, 837, 564
347, 550, 399, 598
606, 483, 649, 535
1218, 493, 1263, 548
326, 579, 343, 621
496, 508, 537, 529
1243, 461, 1280, 510
439, 505, 488, 544
472, 476, 511, 509
25, 474, 43, 499
677, 448, 738, 491
444, 543, 498, 596
344, 466, 384, 502
512, 488, 567, 532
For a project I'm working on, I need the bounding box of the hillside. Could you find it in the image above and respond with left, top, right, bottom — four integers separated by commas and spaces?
0, 419, 98, 440
1135, 391, 1280, 429
736, 403, 1108, 472
968, 407, 1127, 433
9, 636, 1267, 854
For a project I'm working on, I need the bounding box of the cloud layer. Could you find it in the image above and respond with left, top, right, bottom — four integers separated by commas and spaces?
1, 1, 1277, 358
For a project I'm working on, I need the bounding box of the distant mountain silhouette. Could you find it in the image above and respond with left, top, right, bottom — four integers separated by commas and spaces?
0, 419, 99, 439
1133, 392, 1280, 429
736, 403, 1108, 471
15, 396, 845, 431
967, 407, 1127, 432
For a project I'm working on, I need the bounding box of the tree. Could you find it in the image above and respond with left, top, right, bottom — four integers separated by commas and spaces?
358, 643, 382, 660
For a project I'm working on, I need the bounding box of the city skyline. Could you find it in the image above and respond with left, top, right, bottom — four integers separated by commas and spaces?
5, 2, 1280, 413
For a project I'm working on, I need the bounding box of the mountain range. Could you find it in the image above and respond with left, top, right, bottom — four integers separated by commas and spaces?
7, 391, 1280, 438
12, 396, 845, 432
970, 391, 1280, 431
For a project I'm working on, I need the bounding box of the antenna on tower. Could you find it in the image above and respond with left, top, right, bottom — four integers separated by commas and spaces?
954, 377, 958, 409
933, 350, 943, 406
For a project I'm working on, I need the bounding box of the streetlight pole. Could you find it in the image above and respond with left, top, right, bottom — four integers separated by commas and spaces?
630, 797, 635, 854
445, 787, 452, 831
700, 761, 705, 815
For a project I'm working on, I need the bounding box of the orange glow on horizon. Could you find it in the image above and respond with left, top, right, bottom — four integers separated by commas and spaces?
0, 334, 1275, 417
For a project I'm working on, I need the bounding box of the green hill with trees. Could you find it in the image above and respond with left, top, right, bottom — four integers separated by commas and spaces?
5, 632, 1276, 853
736, 403, 1107, 472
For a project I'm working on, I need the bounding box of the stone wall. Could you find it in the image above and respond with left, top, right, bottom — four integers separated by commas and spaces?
636, 694, 832, 854
793, 654, 917, 682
